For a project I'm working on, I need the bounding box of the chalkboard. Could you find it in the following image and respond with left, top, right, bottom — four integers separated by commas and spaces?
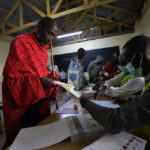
54, 46, 120, 72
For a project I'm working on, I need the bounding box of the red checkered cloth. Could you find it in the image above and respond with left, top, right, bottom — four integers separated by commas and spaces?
2, 32, 59, 149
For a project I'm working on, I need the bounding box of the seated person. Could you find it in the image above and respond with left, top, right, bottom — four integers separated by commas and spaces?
80, 35, 150, 148
87, 55, 104, 83
104, 54, 119, 74
102, 54, 145, 97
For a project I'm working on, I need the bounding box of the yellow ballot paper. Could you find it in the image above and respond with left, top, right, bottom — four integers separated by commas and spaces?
53, 81, 81, 98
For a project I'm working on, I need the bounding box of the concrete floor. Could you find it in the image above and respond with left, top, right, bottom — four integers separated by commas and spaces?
0, 90, 67, 149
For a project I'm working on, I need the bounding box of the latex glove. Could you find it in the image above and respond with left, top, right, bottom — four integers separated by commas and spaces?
80, 96, 90, 108
100, 84, 107, 91
40, 77, 57, 89
104, 88, 113, 97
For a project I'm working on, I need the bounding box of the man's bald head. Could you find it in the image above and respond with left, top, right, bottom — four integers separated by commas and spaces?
77, 48, 86, 59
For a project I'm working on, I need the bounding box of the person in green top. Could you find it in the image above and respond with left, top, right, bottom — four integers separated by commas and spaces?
80, 35, 150, 148
95, 54, 145, 98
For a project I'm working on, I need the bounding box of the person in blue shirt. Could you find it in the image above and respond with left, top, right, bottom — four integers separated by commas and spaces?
68, 48, 86, 91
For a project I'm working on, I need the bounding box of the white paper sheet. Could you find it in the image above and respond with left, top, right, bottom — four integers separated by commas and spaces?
10, 119, 70, 150
53, 80, 74, 91
69, 89, 81, 98
65, 114, 105, 142
53, 81, 81, 98
91, 100, 120, 109
82, 131, 147, 150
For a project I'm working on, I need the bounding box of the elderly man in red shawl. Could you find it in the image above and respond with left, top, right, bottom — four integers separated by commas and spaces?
2, 17, 59, 149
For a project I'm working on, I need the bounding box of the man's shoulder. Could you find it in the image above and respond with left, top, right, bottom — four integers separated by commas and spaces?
14, 32, 36, 41
89, 60, 96, 66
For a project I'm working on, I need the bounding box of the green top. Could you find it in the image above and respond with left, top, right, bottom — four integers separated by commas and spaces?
120, 72, 132, 86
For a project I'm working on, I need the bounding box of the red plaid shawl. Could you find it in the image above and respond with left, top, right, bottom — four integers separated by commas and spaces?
2, 32, 59, 149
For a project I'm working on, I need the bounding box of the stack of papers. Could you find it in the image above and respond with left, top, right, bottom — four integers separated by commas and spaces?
53, 81, 81, 98
53, 80, 74, 91
82, 131, 147, 150
66, 114, 105, 142
10, 114, 105, 150
81, 87, 97, 95
10, 119, 70, 150
91, 100, 120, 109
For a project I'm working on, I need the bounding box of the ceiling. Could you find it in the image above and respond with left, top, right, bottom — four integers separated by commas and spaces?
0, 0, 147, 46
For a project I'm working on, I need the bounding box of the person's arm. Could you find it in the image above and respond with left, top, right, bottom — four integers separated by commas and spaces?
105, 77, 145, 97
87, 62, 94, 78
104, 72, 123, 88
40, 77, 57, 89
80, 89, 150, 133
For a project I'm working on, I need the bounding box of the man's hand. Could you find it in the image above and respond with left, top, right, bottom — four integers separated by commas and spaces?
40, 77, 57, 89
80, 96, 90, 108
53, 75, 59, 81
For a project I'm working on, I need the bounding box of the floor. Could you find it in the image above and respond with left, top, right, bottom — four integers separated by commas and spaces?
0, 90, 67, 149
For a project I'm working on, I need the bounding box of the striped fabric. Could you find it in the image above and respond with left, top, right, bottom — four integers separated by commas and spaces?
2, 32, 59, 149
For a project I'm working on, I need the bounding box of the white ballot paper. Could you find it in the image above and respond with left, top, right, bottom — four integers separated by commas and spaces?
66, 114, 105, 142
53, 80, 81, 98
82, 131, 147, 150
91, 100, 120, 109
10, 114, 105, 150
10, 119, 70, 150
82, 87, 97, 95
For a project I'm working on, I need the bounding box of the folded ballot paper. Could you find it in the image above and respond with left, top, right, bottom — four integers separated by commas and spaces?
10, 114, 105, 150
82, 131, 147, 150
53, 81, 81, 98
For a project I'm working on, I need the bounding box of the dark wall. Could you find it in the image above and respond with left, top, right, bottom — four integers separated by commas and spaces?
54, 46, 120, 72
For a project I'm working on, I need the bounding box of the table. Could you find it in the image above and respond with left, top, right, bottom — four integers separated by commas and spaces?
6, 91, 113, 150
37, 114, 97, 150
36, 95, 113, 150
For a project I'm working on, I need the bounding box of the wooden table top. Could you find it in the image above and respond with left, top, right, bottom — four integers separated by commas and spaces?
36, 94, 113, 150
36, 97, 89, 149
6, 88, 113, 150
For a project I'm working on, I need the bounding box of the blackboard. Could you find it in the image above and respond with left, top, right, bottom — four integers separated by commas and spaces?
54, 46, 120, 72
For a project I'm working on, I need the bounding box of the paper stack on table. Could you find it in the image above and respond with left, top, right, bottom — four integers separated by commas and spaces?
10, 119, 71, 150
91, 100, 120, 109
53, 81, 81, 98
66, 114, 105, 142
53, 80, 74, 91
82, 131, 147, 150
10, 114, 105, 150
